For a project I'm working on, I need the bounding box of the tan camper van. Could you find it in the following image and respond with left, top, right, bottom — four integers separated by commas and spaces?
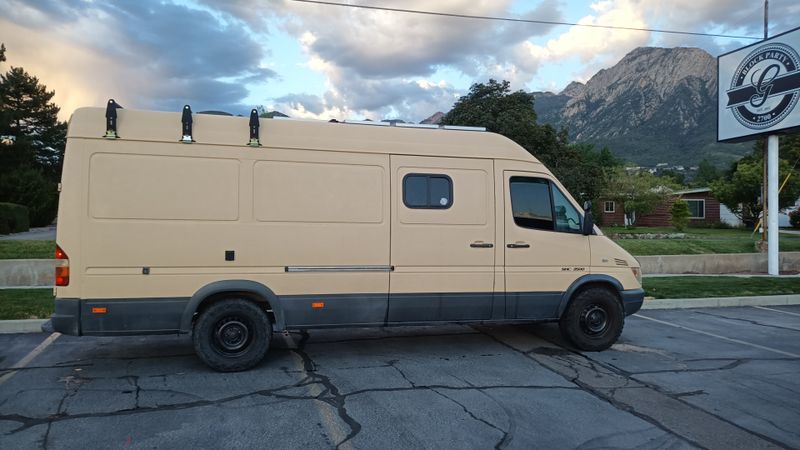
49, 102, 644, 371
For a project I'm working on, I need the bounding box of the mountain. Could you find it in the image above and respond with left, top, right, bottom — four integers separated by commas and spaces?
531, 47, 749, 167
420, 111, 444, 125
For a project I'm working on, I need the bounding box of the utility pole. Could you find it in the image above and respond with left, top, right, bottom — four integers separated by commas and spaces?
762, 0, 768, 243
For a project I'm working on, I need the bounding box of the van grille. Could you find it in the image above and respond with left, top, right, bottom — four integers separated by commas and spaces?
614, 258, 628, 266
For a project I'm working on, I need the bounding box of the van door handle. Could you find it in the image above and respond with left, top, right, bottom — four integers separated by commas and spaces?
506, 243, 530, 248
470, 242, 494, 248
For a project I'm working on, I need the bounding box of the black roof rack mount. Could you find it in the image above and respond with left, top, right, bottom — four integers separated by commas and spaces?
104, 99, 123, 139
180, 105, 193, 143
248, 108, 260, 147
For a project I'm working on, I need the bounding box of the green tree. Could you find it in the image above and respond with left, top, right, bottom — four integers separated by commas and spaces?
604, 167, 673, 226
711, 134, 800, 227
560, 143, 621, 203
657, 169, 686, 186
0, 47, 66, 226
0, 66, 67, 177
711, 157, 800, 227
694, 159, 720, 186
442, 79, 601, 200
670, 200, 690, 231
0, 43, 6, 62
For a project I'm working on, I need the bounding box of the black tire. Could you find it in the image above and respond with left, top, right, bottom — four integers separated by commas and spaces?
192, 299, 272, 372
559, 287, 624, 351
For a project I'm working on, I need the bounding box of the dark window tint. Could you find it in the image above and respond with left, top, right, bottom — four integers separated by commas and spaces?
509, 177, 553, 230
404, 176, 428, 207
403, 174, 452, 209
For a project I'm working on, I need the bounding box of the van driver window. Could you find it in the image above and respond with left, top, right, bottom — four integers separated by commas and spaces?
510, 177, 582, 233
509, 177, 553, 230
552, 187, 582, 233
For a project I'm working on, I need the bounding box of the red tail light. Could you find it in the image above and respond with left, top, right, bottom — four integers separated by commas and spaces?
55, 245, 70, 286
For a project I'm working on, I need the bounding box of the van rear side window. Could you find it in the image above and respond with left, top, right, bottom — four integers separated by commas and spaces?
403, 174, 452, 209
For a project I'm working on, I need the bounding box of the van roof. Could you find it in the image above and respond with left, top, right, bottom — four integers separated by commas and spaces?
67, 107, 539, 163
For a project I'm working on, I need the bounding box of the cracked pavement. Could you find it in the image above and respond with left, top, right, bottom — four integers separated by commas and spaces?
0, 305, 799, 449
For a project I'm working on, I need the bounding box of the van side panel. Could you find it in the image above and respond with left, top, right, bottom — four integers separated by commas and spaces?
73, 140, 390, 331
388, 156, 497, 322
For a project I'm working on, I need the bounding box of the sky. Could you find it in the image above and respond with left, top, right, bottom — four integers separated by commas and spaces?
1, 0, 798, 122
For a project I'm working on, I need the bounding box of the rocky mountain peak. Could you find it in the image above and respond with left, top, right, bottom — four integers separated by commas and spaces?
529, 46, 747, 166
420, 111, 444, 125
560, 81, 585, 97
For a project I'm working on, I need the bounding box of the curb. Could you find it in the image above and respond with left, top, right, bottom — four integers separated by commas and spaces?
641, 294, 800, 310
0, 319, 47, 334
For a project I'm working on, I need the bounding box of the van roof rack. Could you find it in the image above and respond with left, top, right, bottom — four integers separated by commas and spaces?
344, 119, 485, 132
269, 115, 486, 132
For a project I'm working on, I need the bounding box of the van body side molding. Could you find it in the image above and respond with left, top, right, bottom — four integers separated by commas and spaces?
285, 265, 394, 273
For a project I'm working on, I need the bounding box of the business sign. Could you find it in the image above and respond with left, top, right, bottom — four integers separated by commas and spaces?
718, 25, 800, 142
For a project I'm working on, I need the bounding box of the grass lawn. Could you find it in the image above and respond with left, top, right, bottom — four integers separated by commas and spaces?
643, 276, 800, 299
603, 226, 800, 255
0, 289, 54, 320
0, 240, 55, 259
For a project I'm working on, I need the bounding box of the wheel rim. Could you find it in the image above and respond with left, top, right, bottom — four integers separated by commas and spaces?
580, 304, 609, 336
213, 317, 252, 356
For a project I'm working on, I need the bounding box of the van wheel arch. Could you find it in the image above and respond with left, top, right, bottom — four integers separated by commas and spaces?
557, 275, 624, 318
180, 280, 286, 333
557, 276, 625, 352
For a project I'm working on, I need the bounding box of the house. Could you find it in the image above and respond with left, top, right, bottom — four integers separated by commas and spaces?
600, 187, 721, 227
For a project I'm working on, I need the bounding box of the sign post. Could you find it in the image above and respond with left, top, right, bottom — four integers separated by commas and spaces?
718, 25, 800, 276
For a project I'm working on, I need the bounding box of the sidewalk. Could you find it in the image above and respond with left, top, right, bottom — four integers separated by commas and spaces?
0, 225, 56, 241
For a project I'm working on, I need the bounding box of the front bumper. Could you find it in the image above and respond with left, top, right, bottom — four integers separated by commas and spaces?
621, 288, 645, 316
51, 298, 80, 336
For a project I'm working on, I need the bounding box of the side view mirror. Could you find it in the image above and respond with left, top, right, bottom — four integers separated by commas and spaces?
582, 201, 594, 236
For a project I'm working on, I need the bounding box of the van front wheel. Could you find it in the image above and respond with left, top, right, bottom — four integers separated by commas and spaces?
193, 299, 271, 372
559, 287, 623, 351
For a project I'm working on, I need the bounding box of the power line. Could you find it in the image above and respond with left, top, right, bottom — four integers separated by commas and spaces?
289, 0, 761, 41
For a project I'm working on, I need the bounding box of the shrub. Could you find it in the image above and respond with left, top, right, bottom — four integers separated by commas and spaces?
0, 168, 58, 227
790, 209, 800, 229
0, 202, 30, 234
670, 200, 690, 231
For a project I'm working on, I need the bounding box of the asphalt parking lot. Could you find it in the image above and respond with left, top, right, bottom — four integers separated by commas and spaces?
1, 305, 799, 449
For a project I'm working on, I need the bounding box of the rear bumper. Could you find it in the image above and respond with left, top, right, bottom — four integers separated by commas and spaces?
51, 298, 81, 336
51, 297, 187, 336
621, 288, 645, 316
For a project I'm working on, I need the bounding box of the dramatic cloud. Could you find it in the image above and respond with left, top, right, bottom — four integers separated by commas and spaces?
3, 0, 798, 122
0, 0, 276, 117
257, 0, 565, 120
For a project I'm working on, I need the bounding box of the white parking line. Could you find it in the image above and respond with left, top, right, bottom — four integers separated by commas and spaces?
0, 332, 61, 386
635, 314, 800, 358
753, 305, 800, 317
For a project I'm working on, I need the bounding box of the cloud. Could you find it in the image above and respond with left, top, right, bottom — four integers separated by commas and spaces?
0, 0, 276, 118
260, 0, 563, 120
520, 0, 652, 84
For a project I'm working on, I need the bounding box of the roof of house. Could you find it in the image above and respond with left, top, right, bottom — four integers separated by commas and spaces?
673, 187, 712, 195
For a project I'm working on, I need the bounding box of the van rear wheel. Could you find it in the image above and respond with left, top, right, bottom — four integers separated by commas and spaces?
559, 287, 623, 351
193, 299, 271, 372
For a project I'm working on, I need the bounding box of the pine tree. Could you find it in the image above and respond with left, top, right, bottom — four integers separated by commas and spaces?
0, 46, 67, 226
0, 66, 67, 177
